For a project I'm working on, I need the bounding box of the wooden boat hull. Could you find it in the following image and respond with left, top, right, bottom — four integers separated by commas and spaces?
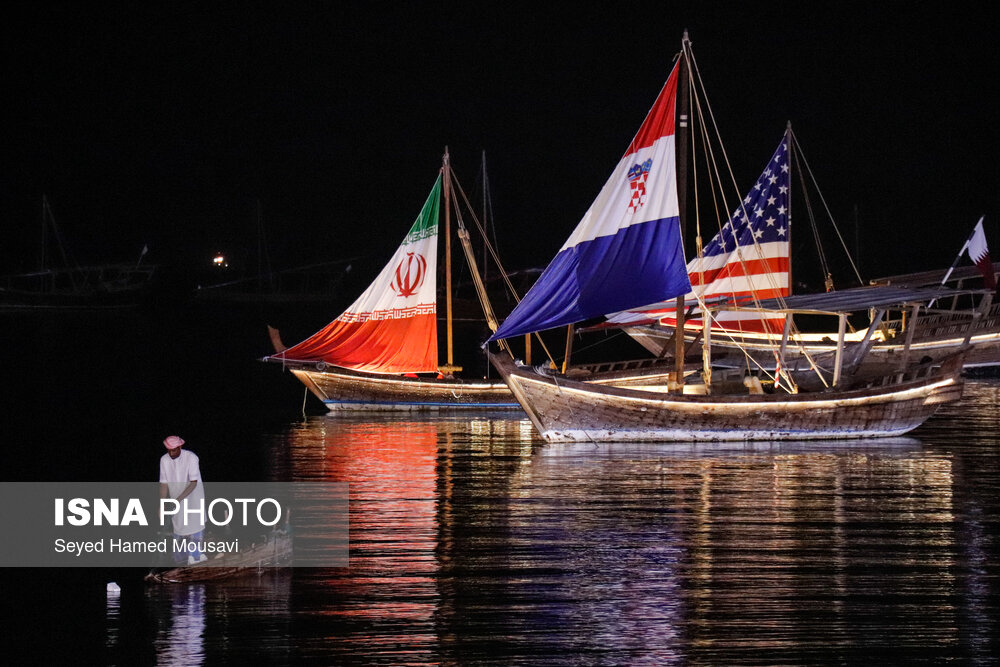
489, 352, 964, 443
288, 364, 519, 411
144, 533, 292, 584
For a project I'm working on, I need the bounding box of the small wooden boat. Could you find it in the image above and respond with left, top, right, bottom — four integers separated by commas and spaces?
144, 532, 292, 584
486, 33, 969, 443
265, 150, 519, 410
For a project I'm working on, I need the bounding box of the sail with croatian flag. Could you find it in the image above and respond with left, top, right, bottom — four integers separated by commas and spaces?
607, 131, 792, 333
272, 176, 441, 373
489, 59, 690, 341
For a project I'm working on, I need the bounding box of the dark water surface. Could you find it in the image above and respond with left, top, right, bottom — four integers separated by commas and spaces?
4, 306, 999, 664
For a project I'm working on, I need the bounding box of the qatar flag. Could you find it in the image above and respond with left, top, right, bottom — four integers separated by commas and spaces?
967, 217, 996, 291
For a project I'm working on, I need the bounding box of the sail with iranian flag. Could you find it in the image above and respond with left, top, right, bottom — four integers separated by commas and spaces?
273, 176, 441, 374
489, 60, 690, 341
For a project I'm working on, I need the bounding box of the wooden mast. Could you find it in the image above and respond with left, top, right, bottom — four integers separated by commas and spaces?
786, 121, 794, 296
673, 32, 691, 390
562, 324, 574, 374
441, 147, 461, 375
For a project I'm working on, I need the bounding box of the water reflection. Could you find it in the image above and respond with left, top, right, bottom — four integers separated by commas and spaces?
512, 438, 963, 662
152, 584, 205, 665
115, 382, 999, 663
264, 413, 535, 663
141, 572, 292, 665
105, 586, 121, 658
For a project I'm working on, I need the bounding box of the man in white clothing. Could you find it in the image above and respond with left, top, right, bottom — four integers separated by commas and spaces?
159, 435, 207, 564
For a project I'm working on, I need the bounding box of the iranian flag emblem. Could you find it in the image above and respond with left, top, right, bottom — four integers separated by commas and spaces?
391, 252, 428, 298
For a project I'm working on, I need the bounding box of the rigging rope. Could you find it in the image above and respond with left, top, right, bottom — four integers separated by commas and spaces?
450, 167, 558, 367
794, 154, 832, 287
789, 131, 865, 286
686, 44, 803, 389
683, 43, 856, 392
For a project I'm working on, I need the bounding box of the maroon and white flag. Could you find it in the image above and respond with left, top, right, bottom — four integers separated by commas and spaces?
967, 217, 996, 290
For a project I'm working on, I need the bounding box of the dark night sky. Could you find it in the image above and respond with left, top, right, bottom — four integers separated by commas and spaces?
4, 3, 998, 286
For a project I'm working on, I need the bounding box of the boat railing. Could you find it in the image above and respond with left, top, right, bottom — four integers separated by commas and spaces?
881, 301, 1000, 341
568, 357, 676, 377
861, 351, 963, 389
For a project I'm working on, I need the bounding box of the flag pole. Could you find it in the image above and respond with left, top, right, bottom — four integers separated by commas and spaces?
135, 244, 149, 269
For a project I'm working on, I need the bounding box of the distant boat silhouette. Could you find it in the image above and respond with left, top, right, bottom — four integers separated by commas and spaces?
0, 196, 156, 310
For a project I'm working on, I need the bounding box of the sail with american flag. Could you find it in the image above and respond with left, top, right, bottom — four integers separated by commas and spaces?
271, 175, 441, 374
607, 131, 792, 333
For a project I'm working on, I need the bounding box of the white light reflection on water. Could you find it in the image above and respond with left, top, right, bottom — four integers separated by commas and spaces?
153, 584, 205, 665
141, 573, 293, 665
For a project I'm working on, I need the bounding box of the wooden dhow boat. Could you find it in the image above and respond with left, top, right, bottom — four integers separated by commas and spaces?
866, 254, 999, 370
490, 287, 968, 442
486, 33, 970, 443
265, 150, 518, 410
606, 125, 999, 371
621, 252, 999, 374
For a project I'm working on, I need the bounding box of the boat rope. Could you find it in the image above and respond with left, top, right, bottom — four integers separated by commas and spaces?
685, 45, 791, 359
551, 373, 567, 398
687, 51, 803, 386
565, 329, 627, 357
789, 131, 864, 286
795, 157, 832, 287
681, 48, 836, 389
693, 293, 803, 391
450, 187, 507, 352
686, 71, 792, 374
41, 196, 86, 290
474, 151, 502, 285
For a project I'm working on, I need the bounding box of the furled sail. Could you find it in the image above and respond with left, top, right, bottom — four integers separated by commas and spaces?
607, 133, 792, 333
273, 176, 441, 373
489, 60, 690, 341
